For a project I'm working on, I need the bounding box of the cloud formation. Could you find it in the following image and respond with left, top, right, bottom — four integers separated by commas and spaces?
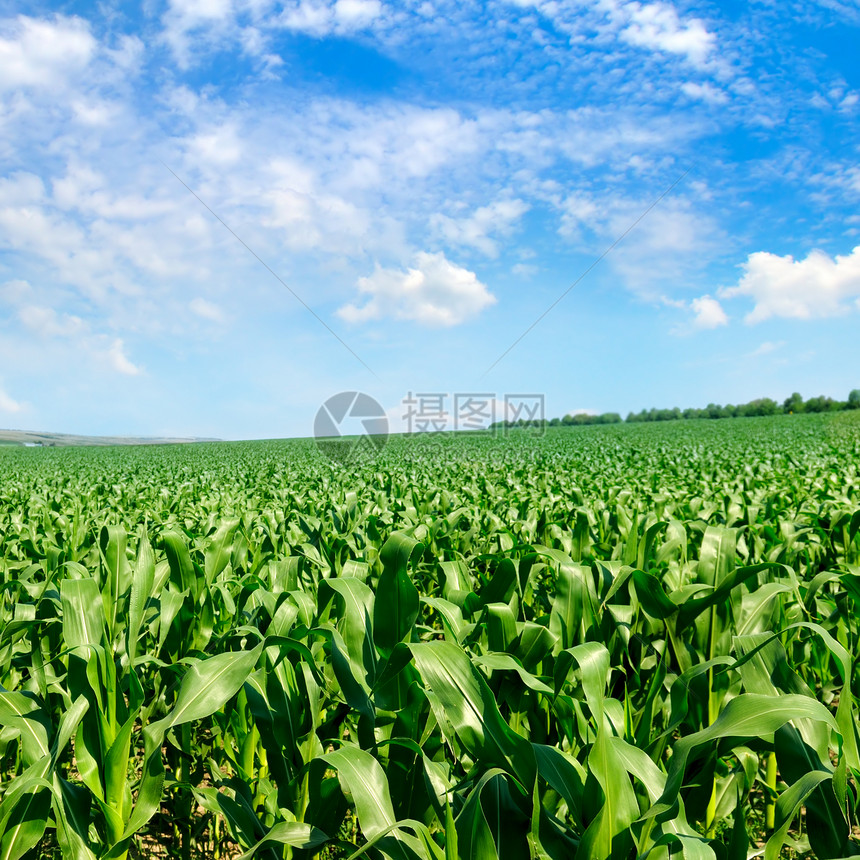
0, 14, 96, 92
723, 245, 860, 322
616, 1, 715, 68
337, 251, 496, 326
279, 0, 384, 36
0, 386, 24, 414
14, 303, 142, 376
689, 294, 728, 329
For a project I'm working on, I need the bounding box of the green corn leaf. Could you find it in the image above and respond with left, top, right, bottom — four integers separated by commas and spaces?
60, 578, 106, 650
321, 746, 398, 841
652, 694, 840, 816
0, 691, 51, 766
234, 821, 329, 859
411, 641, 536, 787
764, 771, 833, 860
374, 532, 422, 656
162, 530, 201, 602
127, 533, 155, 668
0, 780, 52, 860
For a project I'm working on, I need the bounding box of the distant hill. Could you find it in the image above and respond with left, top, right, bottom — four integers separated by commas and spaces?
0, 429, 220, 447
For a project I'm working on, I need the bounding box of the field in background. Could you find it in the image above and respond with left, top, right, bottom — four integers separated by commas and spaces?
1, 412, 859, 859
0, 429, 220, 448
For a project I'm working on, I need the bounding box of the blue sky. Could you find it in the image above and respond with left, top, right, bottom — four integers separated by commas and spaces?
0, 0, 858, 439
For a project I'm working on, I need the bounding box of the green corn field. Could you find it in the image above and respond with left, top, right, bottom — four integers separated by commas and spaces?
1, 412, 860, 859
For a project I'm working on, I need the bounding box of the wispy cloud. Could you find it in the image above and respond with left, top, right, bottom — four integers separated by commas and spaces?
189, 297, 226, 322
15, 304, 143, 376
431, 197, 529, 258
748, 340, 786, 357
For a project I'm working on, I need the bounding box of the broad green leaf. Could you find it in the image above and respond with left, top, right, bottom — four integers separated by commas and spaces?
653, 694, 840, 815
374, 532, 422, 655
235, 821, 329, 859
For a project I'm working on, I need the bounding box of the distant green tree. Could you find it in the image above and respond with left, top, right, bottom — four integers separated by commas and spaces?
804, 395, 837, 413
740, 398, 778, 417
758, 398, 779, 416
784, 392, 804, 414
848, 389, 860, 409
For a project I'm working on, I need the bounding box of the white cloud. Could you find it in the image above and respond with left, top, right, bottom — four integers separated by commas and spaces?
431, 198, 529, 257
379, 108, 484, 179
504, 0, 716, 70
840, 92, 859, 111
0, 387, 24, 415
616, 1, 715, 68
722, 245, 860, 322
52, 162, 176, 220
681, 81, 728, 104
187, 123, 243, 167
105, 34, 145, 73
689, 294, 728, 329
107, 338, 141, 375
334, 0, 383, 27
161, 0, 237, 62
337, 251, 496, 326
168, 0, 233, 24
0, 15, 96, 92
669, 293, 727, 335
278, 2, 332, 35
558, 194, 600, 239
278, 0, 384, 36
190, 297, 225, 322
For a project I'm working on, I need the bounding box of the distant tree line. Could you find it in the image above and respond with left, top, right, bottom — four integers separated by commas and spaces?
626, 389, 860, 423
490, 389, 860, 430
